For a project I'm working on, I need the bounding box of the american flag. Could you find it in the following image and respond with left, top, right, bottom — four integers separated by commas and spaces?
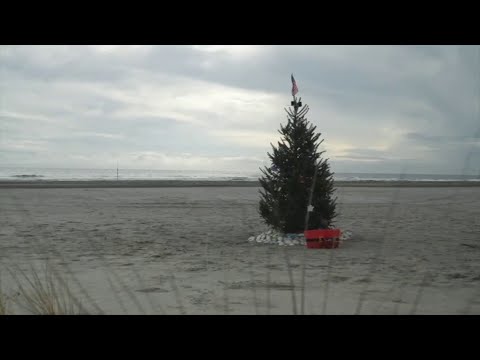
291, 74, 298, 96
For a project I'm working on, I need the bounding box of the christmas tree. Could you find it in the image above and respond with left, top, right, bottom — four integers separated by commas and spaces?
259, 75, 337, 234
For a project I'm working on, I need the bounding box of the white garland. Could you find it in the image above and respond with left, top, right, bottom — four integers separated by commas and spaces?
248, 229, 353, 246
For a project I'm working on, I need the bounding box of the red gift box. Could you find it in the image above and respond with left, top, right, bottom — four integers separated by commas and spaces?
304, 229, 341, 249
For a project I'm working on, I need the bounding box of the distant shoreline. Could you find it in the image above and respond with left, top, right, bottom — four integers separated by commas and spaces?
1, 180, 480, 189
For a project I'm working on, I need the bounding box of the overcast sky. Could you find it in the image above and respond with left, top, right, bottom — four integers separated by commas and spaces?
1, 45, 479, 174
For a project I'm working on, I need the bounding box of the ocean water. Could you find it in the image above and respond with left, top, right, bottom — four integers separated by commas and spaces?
0, 167, 479, 182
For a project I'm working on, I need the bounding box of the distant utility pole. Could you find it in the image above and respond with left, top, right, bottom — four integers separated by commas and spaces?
117, 163, 119, 181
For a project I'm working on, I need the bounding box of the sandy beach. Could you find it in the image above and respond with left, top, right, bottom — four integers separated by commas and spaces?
1, 183, 479, 314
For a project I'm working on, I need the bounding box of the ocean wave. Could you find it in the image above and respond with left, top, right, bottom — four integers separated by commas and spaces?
12, 174, 44, 178
2, 168, 478, 182
334, 176, 480, 182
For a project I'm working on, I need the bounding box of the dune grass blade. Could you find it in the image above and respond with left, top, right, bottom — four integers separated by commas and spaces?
9, 263, 88, 315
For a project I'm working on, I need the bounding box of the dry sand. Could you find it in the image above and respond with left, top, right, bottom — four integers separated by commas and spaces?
1, 184, 479, 314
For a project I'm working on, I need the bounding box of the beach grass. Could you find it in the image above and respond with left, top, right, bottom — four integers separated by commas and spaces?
0, 296, 6, 315
9, 263, 88, 315
0, 283, 7, 315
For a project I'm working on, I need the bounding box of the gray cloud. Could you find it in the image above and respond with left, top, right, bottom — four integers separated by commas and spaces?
1, 45, 479, 174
